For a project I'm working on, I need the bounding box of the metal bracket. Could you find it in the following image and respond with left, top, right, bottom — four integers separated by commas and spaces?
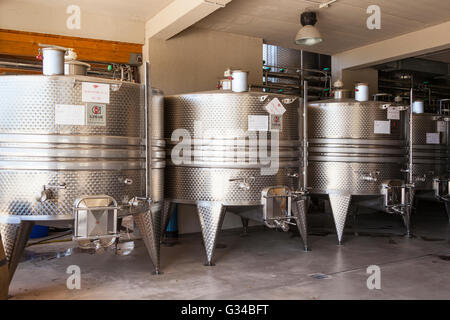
380, 104, 408, 111
282, 97, 297, 104
111, 83, 122, 92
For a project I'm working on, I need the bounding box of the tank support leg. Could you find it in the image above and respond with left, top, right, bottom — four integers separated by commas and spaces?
351, 206, 359, 236
292, 198, 309, 251
402, 206, 412, 238
328, 195, 352, 245
445, 201, 450, 224
0, 233, 8, 300
134, 208, 163, 275
0, 221, 34, 285
197, 202, 226, 266
240, 217, 249, 237
161, 201, 176, 243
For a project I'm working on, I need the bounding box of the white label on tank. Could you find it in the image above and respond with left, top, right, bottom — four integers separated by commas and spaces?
374, 120, 391, 134
426, 133, 440, 144
437, 121, 446, 133
387, 106, 400, 120
248, 115, 268, 131
82, 82, 110, 103
270, 114, 283, 131
264, 98, 286, 115
86, 103, 107, 126
55, 104, 86, 125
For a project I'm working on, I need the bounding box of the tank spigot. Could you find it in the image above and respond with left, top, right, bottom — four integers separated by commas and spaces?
229, 177, 255, 191
36, 188, 52, 202
36, 183, 66, 202
273, 219, 290, 232
415, 175, 427, 183
120, 177, 134, 185
360, 171, 380, 182
128, 197, 149, 209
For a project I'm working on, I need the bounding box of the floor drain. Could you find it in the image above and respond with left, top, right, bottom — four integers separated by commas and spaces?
438, 255, 450, 261
309, 273, 332, 280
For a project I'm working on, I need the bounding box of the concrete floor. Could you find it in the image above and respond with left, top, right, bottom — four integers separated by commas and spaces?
8, 200, 450, 300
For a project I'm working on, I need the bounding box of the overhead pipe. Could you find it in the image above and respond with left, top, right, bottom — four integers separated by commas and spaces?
203, 0, 227, 7
0, 61, 41, 69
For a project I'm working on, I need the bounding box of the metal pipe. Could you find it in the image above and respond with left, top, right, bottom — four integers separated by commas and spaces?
303, 81, 308, 191
263, 65, 329, 77
0, 61, 41, 69
300, 50, 304, 96
203, 0, 226, 8
144, 62, 152, 199
409, 88, 414, 185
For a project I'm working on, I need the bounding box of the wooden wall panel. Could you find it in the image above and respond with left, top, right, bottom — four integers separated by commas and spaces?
0, 29, 142, 64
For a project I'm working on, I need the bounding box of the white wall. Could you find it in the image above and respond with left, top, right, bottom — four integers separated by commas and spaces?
342, 68, 379, 97
0, 0, 145, 44
148, 26, 263, 95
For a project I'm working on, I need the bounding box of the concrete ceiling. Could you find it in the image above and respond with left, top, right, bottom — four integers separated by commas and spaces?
9, 0, 176, 21
194, 0, 450, 55
419, 50, 450, 64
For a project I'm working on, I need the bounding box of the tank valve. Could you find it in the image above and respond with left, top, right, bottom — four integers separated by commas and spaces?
128, 196, 149, 209
273, 219, 290, 232
37, 189, 53, 203
36, 183, 66, 202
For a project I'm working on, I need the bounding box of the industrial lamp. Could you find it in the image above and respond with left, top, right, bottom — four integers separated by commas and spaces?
295, 12, 323, 46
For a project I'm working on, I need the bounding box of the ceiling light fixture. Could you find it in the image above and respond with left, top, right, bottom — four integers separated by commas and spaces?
319, 0, 337, 9
295, 11, 323, 46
